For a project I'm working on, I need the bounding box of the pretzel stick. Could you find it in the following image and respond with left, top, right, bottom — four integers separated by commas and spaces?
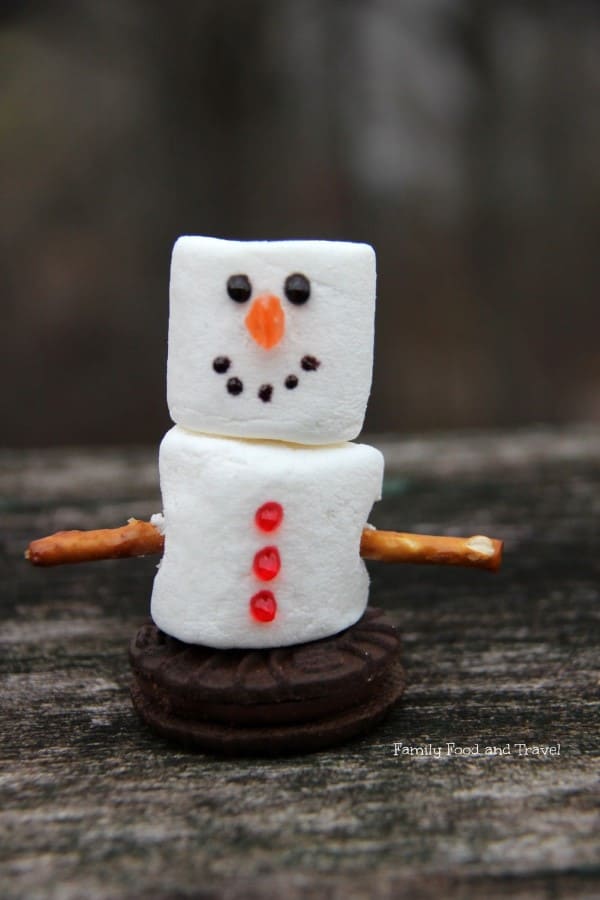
360, 529, 502, 571
26, 520, 502, 571
25, 519, 164, 566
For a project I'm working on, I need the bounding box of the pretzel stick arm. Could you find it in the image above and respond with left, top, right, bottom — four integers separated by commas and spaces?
26, 521, 502, 571
25, 519, 165, 566
360, 529, 503, 571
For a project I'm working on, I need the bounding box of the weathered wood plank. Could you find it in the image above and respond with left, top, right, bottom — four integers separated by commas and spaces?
1, 427, 599, 899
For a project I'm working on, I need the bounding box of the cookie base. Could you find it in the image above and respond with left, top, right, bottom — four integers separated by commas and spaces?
131, 660, 405, 756
129, 607, 405, 756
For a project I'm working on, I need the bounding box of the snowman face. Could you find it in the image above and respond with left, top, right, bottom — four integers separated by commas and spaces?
167, 236, 376, 444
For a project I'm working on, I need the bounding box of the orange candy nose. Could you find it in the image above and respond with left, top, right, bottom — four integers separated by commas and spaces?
245, 294, 285, 349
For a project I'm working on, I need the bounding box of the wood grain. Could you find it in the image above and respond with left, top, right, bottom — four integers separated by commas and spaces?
1, 426, 599, 899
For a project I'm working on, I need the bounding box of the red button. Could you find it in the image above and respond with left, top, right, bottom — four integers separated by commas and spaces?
255, 501, 284, 533
253, 546, 281, 581
250, 590, 277, 622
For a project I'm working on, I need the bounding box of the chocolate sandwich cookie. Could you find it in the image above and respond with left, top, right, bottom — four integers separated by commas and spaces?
129, 607, 405, 756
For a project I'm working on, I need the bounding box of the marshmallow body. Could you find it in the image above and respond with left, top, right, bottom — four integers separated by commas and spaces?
151, 426, 384, 648
167, 237, 376, 444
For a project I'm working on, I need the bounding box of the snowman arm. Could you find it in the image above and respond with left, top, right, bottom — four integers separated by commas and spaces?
26, 520, 502, 571
25, 518, 165, 566
360, 529, 503, 571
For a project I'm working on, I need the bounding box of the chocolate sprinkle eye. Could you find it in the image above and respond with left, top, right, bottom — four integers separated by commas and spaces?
301, 355, 320, 372
258, 384, 273, 403
285, 375, 298, 389
227, 376, 243, 395
284, 273, 310, 305
227, 274, 252, 303
213, 356, 231, 374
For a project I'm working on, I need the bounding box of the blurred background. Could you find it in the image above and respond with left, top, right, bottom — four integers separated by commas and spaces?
1, 0, 599, 447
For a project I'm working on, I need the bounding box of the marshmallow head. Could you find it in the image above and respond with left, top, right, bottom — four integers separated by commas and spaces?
167, 237, 376, 444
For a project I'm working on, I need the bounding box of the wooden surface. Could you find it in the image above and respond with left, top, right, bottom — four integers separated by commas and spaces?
1, 426, 599, 899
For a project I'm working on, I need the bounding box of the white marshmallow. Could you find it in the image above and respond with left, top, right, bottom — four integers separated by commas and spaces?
151, 426, 384, 648
167, 236, 376, 444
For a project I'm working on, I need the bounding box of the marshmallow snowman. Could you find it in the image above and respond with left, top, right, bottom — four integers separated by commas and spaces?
151, 236, 384, 648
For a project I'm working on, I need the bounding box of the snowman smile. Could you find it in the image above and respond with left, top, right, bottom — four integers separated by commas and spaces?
212, 355, 321, 402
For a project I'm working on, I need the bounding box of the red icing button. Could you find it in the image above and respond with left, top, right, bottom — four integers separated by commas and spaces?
250, 590, 277, 623
253, 546, 281, 581
255, 501, 284, 533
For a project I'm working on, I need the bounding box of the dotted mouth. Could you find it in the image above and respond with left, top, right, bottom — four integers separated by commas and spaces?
212, 356, 231, 374
213, 355, 321, 401
301, 355, 320, 372
226, 376, 243, 396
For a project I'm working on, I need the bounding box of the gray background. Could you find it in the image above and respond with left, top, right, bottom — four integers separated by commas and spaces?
2, 1, 599, 446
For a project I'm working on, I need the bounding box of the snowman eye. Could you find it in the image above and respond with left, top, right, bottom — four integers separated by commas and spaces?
284, 273, 310, 305
227, 274, 252, 303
